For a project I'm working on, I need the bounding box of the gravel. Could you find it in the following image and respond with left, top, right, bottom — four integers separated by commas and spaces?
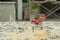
0, 21, 60, 40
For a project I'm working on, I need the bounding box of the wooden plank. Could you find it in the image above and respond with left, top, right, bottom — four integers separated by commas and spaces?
29, 0, 60, 5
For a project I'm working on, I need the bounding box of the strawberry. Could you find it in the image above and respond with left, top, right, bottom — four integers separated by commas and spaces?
35, 20, 39, 25
39, 17, 43, 22
31, 19, 36, 23
44, 16, 47, 20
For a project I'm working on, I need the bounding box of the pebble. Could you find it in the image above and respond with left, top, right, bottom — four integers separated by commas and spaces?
0, 21, 60, 40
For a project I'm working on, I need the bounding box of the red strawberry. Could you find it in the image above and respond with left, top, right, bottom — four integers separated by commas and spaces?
39, 17, 43, 22
44, 16, 47, 20
35, 20, 39, 25
31, 19, 36, 23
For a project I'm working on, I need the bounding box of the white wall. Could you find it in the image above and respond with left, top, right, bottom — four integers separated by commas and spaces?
0, 2, 16, 22
18, 0, 22, 20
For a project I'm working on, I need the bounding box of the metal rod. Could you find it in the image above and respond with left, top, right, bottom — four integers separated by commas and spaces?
28, 0, 32, 21
40, 4, 60, 18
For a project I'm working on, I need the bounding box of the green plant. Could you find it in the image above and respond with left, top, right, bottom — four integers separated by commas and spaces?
22, 2, 27, 8
22, 2, 40, 9
31, 4, 39, 10
22, 2, 41, 13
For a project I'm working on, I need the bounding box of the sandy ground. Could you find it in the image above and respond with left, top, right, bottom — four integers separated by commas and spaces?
0, 21, 60, 40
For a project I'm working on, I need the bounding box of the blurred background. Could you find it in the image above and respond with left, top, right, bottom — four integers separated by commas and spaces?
0, 0, 60, 22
